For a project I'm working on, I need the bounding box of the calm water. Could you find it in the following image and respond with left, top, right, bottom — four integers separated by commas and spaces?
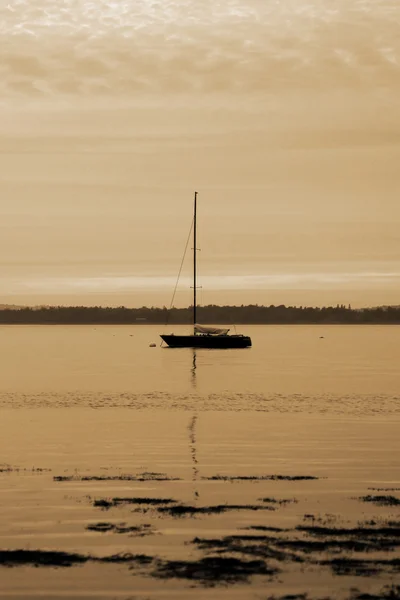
0, 324, 399, 414
0, 324, 399, 599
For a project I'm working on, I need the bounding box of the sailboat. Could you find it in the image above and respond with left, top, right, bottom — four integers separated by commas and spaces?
160, 192, 252, 349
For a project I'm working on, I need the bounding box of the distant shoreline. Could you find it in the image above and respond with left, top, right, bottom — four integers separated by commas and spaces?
1, 305, 400, 325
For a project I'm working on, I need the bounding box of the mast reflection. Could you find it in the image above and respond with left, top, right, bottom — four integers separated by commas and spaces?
191, 349, 197, 389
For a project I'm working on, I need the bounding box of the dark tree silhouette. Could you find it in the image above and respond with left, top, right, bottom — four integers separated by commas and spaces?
0, 304, 399, 324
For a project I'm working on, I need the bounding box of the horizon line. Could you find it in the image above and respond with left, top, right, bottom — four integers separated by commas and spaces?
1, 303, 399, 311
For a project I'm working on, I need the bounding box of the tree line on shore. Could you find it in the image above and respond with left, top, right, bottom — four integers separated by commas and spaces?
0, 304, 400, 324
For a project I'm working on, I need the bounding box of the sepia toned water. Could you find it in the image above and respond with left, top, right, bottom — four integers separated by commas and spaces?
0, 326, 399, 598
0, 324, 400, 403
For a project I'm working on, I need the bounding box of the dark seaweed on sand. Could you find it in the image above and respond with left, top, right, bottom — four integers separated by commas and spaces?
94, 498, 278, 516
350, 585, 400, 600
368, 487, 400, 492
260, 497, 297, 505
193, 535, 302, 563
152, 555, 277, 585
245, 525, 289, 533
191, 514, 400, 570
322, 557, 400, 577
0, 466, 51, 474
265, 595, 310, 600
54, 472, 180, 482
297, 524, 400, 538
94, 499, 114, 509
265, 586, 400, 600
0, 550, 88, 568
358, 495, 400, 506
86, 522, 154, 536
0, 547, 278, 587
93, 497, 177, 510
192, 530, 400, 560
204, 474, 319, 481
157, 503, 276, 517
275, 537, 398, 554
362, 519, 400, 528
86, 522, 117, 533
0, 549, 154, 568
101, 553, 153, 565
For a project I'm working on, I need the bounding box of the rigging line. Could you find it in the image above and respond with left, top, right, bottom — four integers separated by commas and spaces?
164, 216, 194, 327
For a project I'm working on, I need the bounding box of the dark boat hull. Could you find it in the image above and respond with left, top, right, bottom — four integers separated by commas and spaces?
160, 334, 252, 349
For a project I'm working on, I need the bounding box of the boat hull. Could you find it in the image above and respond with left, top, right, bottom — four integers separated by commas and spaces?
160, 334, 252, 349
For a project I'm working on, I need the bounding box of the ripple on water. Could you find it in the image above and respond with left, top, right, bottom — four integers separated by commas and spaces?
0, 391, 399, 415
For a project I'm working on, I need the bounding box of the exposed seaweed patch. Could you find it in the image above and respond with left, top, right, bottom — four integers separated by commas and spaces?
0, 466, 51, 474
362, 519, 400, 528
275, 537, 396, 554
223, 533, 394, 556
0, 550, 89, 568
192, 535, 302, 563
297, 524, 400, 538
0, 549, 154, 569
86, 522, 155, 536
93, 499, 114, 509
266, 587, 400, 600
265, 595, 310, 600
136, 472, 180, 481
86, 522, 115, 533
192, 517, 400, 567
54, 472, 180, 482
204, 475, 319, 482
0, 466, 13, 473
157, 504, 276, 517
358, 495, 400, 506
244, 525, 289, 533
93, 497, 177, 510
302, 513, 339, 524
350, 585, 400, 600
263, 498, 294, 505
323, 557, 400, 577
153, 556, 276, 586
268, 519, 400, 553
101, 553, 154, 565
368, 488, 400, 492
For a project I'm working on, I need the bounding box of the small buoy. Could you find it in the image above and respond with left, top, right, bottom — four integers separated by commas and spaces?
319, 336, 325, 339
149, 343, 156, 348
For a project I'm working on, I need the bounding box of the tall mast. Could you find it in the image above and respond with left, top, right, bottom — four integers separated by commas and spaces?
193, 191, 197, 330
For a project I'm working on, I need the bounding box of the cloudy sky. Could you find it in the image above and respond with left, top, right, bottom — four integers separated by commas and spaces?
0, 0, 399, 307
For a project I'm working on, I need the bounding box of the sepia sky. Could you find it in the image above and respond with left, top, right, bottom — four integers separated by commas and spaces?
0, 0, 399, 308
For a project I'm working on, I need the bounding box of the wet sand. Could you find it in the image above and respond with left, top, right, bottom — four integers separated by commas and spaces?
0, 408, 399, 599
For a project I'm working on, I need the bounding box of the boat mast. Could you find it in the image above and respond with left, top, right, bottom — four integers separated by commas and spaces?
193, 191, 197, 331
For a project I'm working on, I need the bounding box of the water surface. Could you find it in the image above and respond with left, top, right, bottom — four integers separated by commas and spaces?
0, 325, 399, 598
0, 325, 399, 413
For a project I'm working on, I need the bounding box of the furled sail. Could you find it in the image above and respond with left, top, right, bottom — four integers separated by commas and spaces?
194, 324, 230, 336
